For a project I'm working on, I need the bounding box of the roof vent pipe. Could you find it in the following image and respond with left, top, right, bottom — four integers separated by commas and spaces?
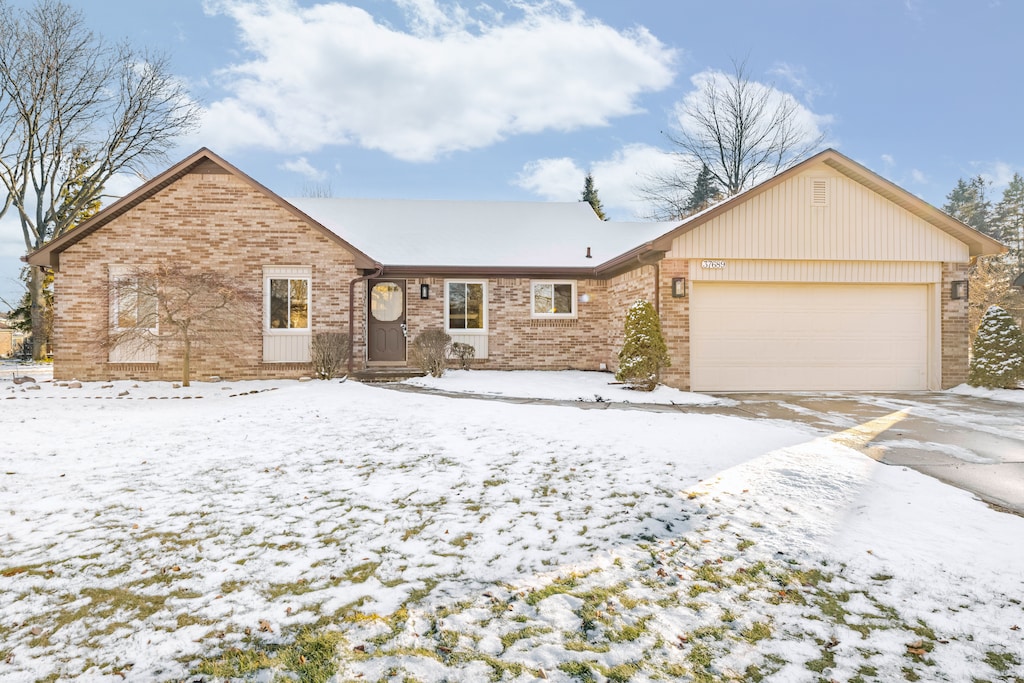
586, 247, 592, 258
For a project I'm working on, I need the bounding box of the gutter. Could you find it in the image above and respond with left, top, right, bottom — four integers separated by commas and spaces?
348, 263, 384, 374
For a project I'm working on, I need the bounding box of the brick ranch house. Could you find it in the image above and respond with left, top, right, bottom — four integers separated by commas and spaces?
26, 147, 1003, 392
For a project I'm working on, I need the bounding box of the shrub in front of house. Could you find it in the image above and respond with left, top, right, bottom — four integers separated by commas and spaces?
411, 328, 451, 378
450, 341, 475, 370
616, 298, 671, 392
968, 305, 1024, 388
312, 331, 350, 379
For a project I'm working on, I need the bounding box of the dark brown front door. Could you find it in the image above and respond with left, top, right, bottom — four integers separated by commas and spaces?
367, 280, 406, 362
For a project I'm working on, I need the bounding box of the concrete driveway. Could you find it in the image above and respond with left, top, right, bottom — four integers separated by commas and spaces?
721, 391, 1024, 515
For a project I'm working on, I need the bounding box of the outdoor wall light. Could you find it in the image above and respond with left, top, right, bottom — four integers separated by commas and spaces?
951, 280, 968, 300
671, 277, 688, 298
420, 283, 430, 299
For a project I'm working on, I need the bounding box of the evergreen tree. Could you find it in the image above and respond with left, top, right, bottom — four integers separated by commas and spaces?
968, 305, 1024, 388
615, 299, 670, 391
993, 173, 1024, 268
581, 173, 607, 220
943, 175, 994, 237
684, 164, 723, 216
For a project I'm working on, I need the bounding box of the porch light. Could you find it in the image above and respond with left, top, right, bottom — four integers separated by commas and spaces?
951, 280, 968, 300
671, 277, 687, 298
420, 283, 430, 299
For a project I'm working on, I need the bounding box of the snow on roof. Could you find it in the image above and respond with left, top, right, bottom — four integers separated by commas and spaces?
288, 198, 680, 268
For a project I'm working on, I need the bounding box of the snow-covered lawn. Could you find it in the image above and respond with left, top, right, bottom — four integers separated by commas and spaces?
2, 373, 1022, 682
951, 382, 1024, 404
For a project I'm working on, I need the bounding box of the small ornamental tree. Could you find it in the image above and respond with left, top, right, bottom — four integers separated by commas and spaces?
616, 299, 670, 391
968, 306, 1024, 388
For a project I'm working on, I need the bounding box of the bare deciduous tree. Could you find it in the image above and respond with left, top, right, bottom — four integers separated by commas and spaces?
641, 60, 826, 220
104, 266, 260, 387
0, 0, 200, 359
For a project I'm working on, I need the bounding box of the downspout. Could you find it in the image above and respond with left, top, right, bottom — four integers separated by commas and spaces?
348, 263, 384, 375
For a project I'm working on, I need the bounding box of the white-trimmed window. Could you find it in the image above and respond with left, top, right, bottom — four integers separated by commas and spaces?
263, 266, 312, 362
531, 281, 576, 318
445, 280, 487, 332
108, 267, 158, 363
445, 280, 488, 359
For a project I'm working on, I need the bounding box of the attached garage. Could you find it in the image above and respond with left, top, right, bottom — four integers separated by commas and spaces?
690, 282, 930, 391
653, 150, 1006, 392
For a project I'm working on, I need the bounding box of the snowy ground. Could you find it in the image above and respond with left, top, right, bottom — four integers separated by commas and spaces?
951, 382, 1024, 404
2, 371, 1022, 682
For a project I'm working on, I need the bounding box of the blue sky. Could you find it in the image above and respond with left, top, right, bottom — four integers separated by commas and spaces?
2, 0, 1022, 305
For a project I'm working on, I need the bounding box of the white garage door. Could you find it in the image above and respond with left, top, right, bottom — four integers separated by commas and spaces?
690, 283, 929, 391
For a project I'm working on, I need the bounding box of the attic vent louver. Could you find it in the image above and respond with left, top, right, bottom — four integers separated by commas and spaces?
811, 178, 828, 206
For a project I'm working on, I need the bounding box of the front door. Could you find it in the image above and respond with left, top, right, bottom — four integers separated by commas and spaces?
367, 279, 407, 362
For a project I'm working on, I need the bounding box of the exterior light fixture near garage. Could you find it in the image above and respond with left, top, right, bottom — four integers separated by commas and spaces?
951, 280, 969, 300
672, 277, 687, 298
420, 283, 430, 299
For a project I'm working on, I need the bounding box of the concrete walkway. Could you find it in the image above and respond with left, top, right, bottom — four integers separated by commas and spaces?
382, 383, 1024, 516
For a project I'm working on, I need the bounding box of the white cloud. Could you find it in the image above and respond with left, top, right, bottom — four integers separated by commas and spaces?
881, 153, 895, 167
197, 0, 677, 161
280, 157, 327, 181
976, 160, 1017, 189
910, 169, 928, 184
514, 143, 678, 220
768, 62, 822, 105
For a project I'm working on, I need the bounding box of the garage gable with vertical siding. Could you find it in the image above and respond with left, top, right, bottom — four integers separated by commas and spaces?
661, 154, 994, 392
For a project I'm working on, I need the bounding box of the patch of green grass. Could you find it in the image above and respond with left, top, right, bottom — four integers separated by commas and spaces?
806, 645, 836, 674
742, 621, 772, 643
265, 577, 316, 600
983, 649, 1020, 673
339, 560, 380, 584
450, 532, 473, 549
558, 660, 596, 681
524, 574, 580, 606
499, 625, 551, 649
737, 539, 755, 551
607, 617, 649, 643
598, 661, 641, 682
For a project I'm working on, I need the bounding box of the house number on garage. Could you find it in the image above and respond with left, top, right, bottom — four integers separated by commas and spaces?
701, 259, 727, 269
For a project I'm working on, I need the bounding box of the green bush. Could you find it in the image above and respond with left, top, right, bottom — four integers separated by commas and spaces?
410, 328, 451, 378
968, 305, 1024, 388
615, 299, 670, 391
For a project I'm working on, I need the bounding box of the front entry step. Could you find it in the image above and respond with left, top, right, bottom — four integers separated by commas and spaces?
352, 367, 426, 383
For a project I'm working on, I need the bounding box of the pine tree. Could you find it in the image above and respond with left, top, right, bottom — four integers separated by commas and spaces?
615, 299, 670, 391
684, 164, 723, 216
944, 176, 994, 237
968, 305, 1024, 388
993, 173, 1024, 269
581, 173, 607, 220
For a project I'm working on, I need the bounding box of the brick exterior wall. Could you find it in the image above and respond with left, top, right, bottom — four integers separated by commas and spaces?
657, 259, 691, 390
603, 264, 658, 376
400, 277, 613, 371
941, 262, 971, 388
53, 169, 362, 382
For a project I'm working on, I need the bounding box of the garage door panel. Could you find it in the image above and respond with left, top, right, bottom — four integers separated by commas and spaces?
691, 283, 928, 391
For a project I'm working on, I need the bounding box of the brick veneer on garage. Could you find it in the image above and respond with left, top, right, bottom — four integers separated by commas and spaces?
53, 168, 362, 381
940, 262, 971, 388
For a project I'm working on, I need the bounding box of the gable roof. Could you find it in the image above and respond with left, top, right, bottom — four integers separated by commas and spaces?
26, 147, 1003, 276
289, 197, 677, 271
25, 148, 380, 270
647, 148, 1006, 258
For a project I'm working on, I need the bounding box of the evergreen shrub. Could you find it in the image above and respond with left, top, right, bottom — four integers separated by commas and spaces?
615, 299, 670, 391
968, 305, 1024, 388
